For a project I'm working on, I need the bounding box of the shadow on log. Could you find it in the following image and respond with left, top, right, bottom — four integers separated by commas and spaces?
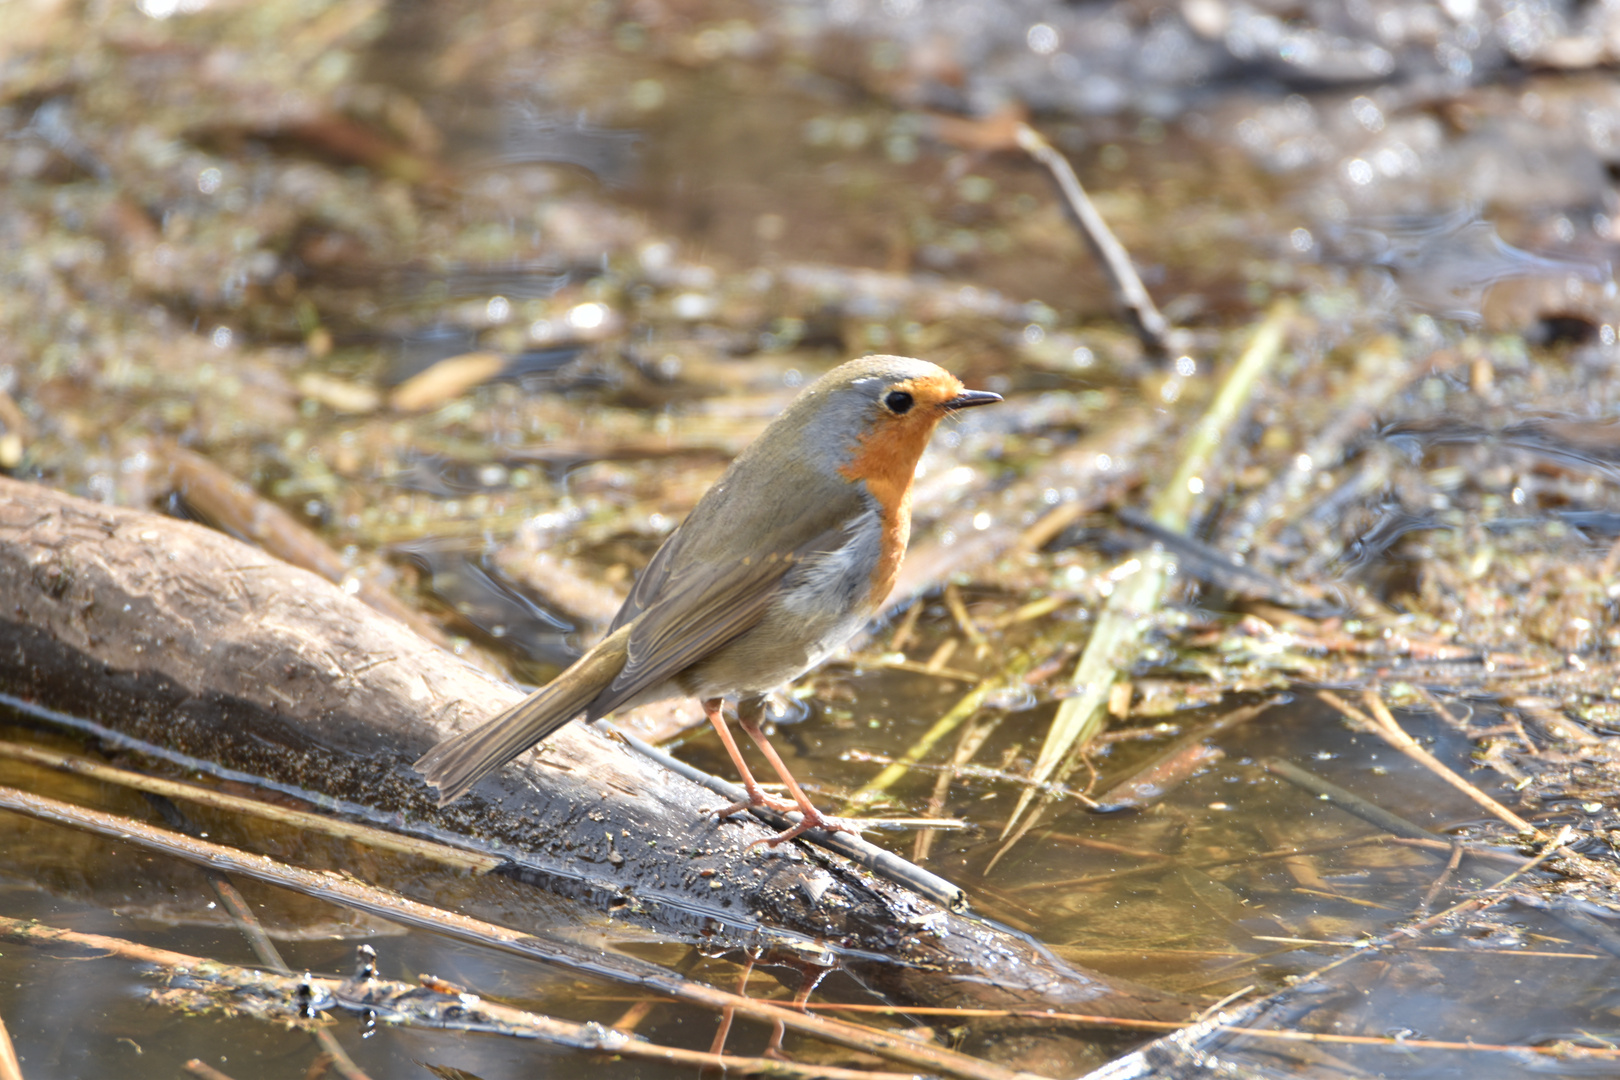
0, 477, 1190, 1069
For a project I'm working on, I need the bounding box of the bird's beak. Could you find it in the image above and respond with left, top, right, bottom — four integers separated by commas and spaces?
942, 389, 1002, 411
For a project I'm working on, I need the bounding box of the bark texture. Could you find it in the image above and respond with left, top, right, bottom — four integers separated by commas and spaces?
0, 476, 1188, 1032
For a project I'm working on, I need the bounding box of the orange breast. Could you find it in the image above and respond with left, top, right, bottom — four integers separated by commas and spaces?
836, 381, 960, 606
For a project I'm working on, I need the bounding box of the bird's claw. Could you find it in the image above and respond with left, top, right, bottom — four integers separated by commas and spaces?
707, 793, 860, 847
711, 793, 799, 820
747, 810, 860, 849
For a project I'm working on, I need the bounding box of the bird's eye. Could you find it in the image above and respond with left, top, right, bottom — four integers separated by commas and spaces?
884, 390, 914, 414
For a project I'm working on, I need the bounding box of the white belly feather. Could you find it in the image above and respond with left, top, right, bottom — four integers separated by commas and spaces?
681, 505, 887, 699
777, 504, 887, 668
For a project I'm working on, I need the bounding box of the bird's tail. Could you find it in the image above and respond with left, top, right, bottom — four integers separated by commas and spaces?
415, 623, 634, 806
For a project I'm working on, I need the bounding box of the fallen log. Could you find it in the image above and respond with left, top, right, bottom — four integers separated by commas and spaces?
0, 476, 1189, 1064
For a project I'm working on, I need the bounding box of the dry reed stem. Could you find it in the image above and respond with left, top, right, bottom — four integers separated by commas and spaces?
1359, 689, 1537, 834
793, 1002, 1620, 1061
1252, 935, 1606, 959
994, 300, 1294, 860
846, 654, 1032, 808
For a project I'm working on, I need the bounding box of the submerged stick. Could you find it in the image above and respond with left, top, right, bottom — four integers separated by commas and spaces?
0, 784, 1030, 1080
1098, 699, 1280, 810
0, 915, 915, 1080
203, 870, 373, 1080
915, 715, 1001, 862
995, 301, 1295, 857
1261, 757, 1438, 843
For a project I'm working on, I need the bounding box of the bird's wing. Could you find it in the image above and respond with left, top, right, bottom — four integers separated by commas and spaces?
588, 513, 858, 717
608, 508, 687, 633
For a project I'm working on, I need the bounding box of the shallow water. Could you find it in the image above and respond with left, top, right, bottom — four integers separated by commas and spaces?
4, 0, 1620, 1077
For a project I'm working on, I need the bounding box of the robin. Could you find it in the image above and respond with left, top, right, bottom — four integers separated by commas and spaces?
415, 355, 1001, 845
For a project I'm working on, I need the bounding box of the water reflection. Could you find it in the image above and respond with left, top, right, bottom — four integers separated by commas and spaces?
1321, 208, 1609, 322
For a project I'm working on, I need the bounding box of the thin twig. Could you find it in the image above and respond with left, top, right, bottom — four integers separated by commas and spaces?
845, 653, 980, 683
1290, 886, 1396, 910
995, 301, 1295, 859
1013, 123, 1172, 354
1042, 834, 1173, 862
1251, 935, 1606, 960
0, 785, 1011, 1080
795, 1003, 1620, 1061
0, 916, 915, 1080
846, 654, 1032, 808
1015, 832, 1475, 893
1359, 689, 1537, 834
599, 723, 970, 912
1197, 985, 1257, 1022
0, 739, 499, 872
1410, 685, 1471, 733
843, 749, 1099, 806
924, 639, 959, 673
888, 600, 924, 653
915, 715, 1000, 862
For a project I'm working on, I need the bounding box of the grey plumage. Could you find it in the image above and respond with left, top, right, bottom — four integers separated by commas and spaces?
414, 356, 990, 807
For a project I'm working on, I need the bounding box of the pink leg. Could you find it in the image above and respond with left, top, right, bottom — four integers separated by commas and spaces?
701, 697, 797, 820
733, 695, 855, 847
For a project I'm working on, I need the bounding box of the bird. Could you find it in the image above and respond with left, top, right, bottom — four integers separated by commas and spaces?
414, 355, 1001, 845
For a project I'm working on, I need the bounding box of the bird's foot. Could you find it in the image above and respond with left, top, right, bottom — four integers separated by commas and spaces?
747, 807, 860, 849
709, 789, 798, 820
708, 790, 861, 847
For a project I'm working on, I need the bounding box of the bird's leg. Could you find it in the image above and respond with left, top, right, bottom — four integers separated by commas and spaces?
764, 963, 831, 1058
733, 694, 856, 847
706, 949, 757, 1060
702, 697, 798, 819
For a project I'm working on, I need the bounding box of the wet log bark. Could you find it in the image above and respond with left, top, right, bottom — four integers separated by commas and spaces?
0, 477, 1189, 1046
